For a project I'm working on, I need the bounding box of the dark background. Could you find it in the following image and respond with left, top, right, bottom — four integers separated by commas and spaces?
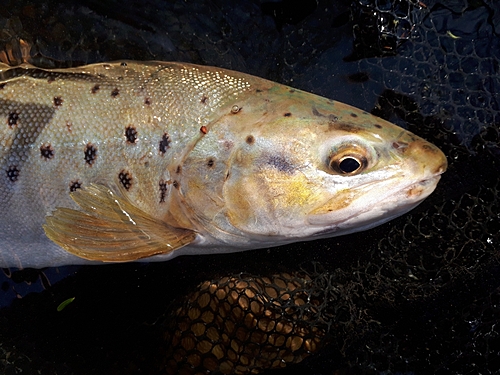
1, 0, 500, 374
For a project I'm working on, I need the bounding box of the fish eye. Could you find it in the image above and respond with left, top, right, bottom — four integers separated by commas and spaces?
328, 147, 368, 175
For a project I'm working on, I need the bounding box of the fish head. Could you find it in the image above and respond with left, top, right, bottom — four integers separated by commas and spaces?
217, 88, 447, 244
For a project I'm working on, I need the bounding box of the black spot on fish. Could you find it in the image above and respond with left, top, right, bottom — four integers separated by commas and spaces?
176, 165, 182, 174
53, 96, 63, 107
119, 170, 133, 190
91, 84, 100, 94
267, 154, 295, 174
206, 158, 215, 168
111, 88, 120, 97
0, 83, 6, 89
40, 144, 54, 159
69, 180, 82, 192
125, 126, 138, 144
200, 96, 208, 104
120, 62, 128, 67
374, 124, 383, 129
159, 133, 170, 154
8, 112, 19, 127
47, 76, 56, 83
284, 112, 291, 117
289, 89, 295, 93
255, 89, 262, 93
172, 180, 179, 189
6, 166, 19, 182
144, 97, 151, 106
246, 135, 255, 145
159, 180, 168, 203
350, 113, 358, 118
66, 121, 72, 132
84, 143, 97, 166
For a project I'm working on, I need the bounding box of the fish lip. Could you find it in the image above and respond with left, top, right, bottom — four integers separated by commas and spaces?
308, 172, 443, 236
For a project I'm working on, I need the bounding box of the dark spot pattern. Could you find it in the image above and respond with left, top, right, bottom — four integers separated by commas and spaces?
40, 144, 54, 159
350, 113, 358, 117
111, 88, 120, 97
8, 112, 19, 127
120, 62, 128, 67
6, 166, 19, 182
173, 180, 179, 189
66, 121, 72, 132
289, 89, 295, 93
374, 124, 383, 129
53, 96, 63, 107
125, 126, 138, 143
246, 135, 255, 145
159, 133, 170, 154
69, 180, 82, 192
284, 112, 291, 117
200, 96, 208, 104
159, 180, 168, 203
267, 154, 295, 174
312, 107, 322, 117
200, 126, 208, 134
84, 143, 97, 166
207, 158, 215, 168
119, 170, 133, 190
176, 165, 182, 174
91, 84, 100, 94
256, 89, 262, 93
144, 98, 151, 106
47, 76, 56, 83
0, 83, 6, 89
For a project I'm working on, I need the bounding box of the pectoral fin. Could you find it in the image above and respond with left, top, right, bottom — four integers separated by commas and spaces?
43, 184, 196, 262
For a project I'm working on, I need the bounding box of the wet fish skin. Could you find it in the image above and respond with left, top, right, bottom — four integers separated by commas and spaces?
0, 61, 447, 268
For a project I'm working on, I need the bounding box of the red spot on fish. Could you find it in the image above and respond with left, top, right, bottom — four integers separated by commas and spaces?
200, 126, 208, 134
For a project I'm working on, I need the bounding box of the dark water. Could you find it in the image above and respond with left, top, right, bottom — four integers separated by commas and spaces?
1, 0, 499, 374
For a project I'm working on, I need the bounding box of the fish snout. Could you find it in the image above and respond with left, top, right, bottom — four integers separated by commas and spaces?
393, 138, 447, 178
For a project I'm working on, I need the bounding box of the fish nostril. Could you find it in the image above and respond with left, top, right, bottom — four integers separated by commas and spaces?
392, 141, 409, 151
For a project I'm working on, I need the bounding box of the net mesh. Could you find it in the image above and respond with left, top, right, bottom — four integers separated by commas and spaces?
0, 0, 499, 374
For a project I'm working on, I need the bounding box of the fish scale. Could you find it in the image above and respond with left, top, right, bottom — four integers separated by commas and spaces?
0, 61, 253, 267
0, 61, 446, 269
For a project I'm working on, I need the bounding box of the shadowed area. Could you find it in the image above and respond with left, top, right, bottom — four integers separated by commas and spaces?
1, 0, 500, 374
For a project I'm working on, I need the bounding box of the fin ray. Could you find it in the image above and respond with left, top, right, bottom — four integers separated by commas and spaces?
43, 184, 196, 262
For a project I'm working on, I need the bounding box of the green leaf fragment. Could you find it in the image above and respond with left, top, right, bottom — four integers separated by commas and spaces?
57, 297, 75, 312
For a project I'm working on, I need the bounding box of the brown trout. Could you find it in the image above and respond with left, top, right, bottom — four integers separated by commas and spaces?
0, 61, 447, 269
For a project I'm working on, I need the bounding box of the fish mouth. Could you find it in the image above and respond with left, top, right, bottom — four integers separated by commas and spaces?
308, 173, 443, 238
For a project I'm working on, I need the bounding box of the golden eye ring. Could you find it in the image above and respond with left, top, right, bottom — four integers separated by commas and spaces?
328, 152, 367, 175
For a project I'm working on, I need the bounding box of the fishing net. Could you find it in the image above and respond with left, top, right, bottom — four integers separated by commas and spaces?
163, 272, 331, 374
1, 0, 500, 374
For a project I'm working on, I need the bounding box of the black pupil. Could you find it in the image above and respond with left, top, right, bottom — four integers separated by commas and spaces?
339, 157, 361, 173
